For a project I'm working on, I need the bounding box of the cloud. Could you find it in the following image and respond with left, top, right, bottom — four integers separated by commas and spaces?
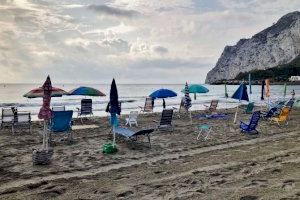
151, 45, 168, 55
87, 4, 140, 18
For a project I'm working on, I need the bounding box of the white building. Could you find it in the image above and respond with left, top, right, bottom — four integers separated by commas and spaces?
289, 76, 300, 82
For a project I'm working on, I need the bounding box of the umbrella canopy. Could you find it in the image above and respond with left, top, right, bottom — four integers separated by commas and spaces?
68, 86, 105, 96
183, 82, 192, 110
149, 89, 177, 99
232, 83, 249, 102
110, 79, 120, 116
181, 84, 209, 100
38, 76, 53, 120
24, 87, 67, 98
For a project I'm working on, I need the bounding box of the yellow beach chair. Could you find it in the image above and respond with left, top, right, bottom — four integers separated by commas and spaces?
270, 107, 290, 125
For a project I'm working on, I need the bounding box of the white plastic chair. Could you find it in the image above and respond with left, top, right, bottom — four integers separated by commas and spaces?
125, 111, 139, 127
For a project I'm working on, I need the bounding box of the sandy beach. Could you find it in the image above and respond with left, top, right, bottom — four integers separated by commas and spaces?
0, 107, 299, 200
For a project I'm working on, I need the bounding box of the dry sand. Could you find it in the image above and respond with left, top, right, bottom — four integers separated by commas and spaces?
0, 107, 299, 200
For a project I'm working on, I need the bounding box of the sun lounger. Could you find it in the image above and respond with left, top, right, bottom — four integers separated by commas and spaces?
204, 100, 218, 114
77, 99, 93, 123
12, 111, 32, 134
1, 107, 17, 128
114, 127, 154, 147
270, 107, 290, 126
244, 102, 254, 114
240, 111, 261, 134
139, 97, 154, 112
125, 111, 139, 127
49, 110, 73, 143
154, 109, 174, 131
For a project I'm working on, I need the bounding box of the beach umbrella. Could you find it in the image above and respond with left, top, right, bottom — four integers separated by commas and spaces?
283, 83, 287, 99
149, 89, 177, 108
183, 82, 192, 111
232, 83, 249, 123
248, 74, 252, 95
110, 79, 120, 147
68, 86, 105, 96
24, 87, 68, 98
38, 76, 53, 151
225, 83, 229, 98
181, 84, 209, 100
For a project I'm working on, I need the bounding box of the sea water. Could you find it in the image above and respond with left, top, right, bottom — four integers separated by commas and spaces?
0, 83, 299, 120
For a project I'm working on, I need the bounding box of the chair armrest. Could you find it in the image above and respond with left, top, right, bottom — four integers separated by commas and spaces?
153, 120, 158, 123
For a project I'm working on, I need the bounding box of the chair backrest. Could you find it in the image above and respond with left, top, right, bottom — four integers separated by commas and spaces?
50, 110, 73, 132
81, 99, 92, 115
248, 111, 261, 130
160, 109, 173, 126
129, 111, 138, 120
2, 107, 16, 122
52, 106, 66, 111
265, 107, 278, 118
209, 100, 218, 111
143, 97, 153, 112
278, 107, 290, 122
13, 112, 31, 123
245, 102, 254, 113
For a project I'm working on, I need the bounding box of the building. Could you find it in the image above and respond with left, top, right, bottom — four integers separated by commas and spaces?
289, 76, 300, 82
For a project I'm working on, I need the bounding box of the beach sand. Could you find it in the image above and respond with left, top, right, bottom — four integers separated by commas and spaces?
0, 107, 299, 200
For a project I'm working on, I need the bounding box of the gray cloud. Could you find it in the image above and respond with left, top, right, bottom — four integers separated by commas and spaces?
87, 4, 141, 18
151, 45, 169, 55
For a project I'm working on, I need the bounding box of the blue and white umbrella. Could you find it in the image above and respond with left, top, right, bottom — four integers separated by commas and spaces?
183, 82, 192, 111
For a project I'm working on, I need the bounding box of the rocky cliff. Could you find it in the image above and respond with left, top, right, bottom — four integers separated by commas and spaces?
205, 11, 300, 84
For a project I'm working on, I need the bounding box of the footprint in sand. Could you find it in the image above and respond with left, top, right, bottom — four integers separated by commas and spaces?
117, 190, 134, 198
281, 179, 296, 190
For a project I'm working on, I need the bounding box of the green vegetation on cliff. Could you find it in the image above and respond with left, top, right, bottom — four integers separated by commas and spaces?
235, 56, 300, 82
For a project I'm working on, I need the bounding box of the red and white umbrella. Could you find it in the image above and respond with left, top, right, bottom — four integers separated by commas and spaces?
24, 87, 68, 98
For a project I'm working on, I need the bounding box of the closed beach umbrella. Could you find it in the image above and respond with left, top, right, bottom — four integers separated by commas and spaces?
149, 89, 177, 108
283, 83, 287, 99
183, 82, 192, 111
181, 84, 209, 100
68, 86, 105, 96
261, 80, 265, 101
225, 83, 229, 98
232, 83, 249, 123
38, 76, 53, 151
110, 79, 120, 146
24, 87, 67, 98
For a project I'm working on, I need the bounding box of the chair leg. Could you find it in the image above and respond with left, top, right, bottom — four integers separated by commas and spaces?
197, 129, 203, 140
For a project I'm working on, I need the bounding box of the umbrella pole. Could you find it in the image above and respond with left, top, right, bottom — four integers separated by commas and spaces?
112, 126, 116, 146
194, 93, 196, 100
42, 120, 46, 150
233, 103, 239, 124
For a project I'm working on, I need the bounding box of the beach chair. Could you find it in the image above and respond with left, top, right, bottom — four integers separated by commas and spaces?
196, 124, 213, 140
125, 111, 139, 127
204, 100, 218, 114
49, 110, 73, 143
77, 99, 93, 122
12, 111, 32, 134
270, 107, 290, 126
52, 106, 65, 111
139, 97, 153, 112
173, 97, 187, 118
240, 111, 261, 134
154, 109, 174, 131
261, 107, 278, 120
285, 99, 294, 110
114, 127, 155, 147
1, 107, 17, 128
244, 102, 254, 114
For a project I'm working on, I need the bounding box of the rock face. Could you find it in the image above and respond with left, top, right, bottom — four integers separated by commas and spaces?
205, 11, 300, 84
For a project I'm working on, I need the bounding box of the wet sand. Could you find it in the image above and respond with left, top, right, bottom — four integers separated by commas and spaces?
0, 107, 299, 200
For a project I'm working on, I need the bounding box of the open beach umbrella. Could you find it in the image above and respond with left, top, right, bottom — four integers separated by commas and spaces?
181, 84, 209, 100
68, 86, 105, 96
38, 76, 53, 151
232, 83, 249, 123
149, 88, 177, 108
24, 87, 67, 98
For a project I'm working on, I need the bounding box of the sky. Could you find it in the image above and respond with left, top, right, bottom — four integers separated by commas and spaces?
0, 0, 299, 84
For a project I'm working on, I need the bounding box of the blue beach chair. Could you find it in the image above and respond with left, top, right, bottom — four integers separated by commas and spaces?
49, 110, 73, 143
240, 111, 261, 134
261, 107, 278, 120
114, 127, 155, 147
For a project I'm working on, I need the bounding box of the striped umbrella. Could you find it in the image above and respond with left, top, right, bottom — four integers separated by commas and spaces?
68, 86, 105, 96
24, 87, 67, 98
183, 82, 192, 111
